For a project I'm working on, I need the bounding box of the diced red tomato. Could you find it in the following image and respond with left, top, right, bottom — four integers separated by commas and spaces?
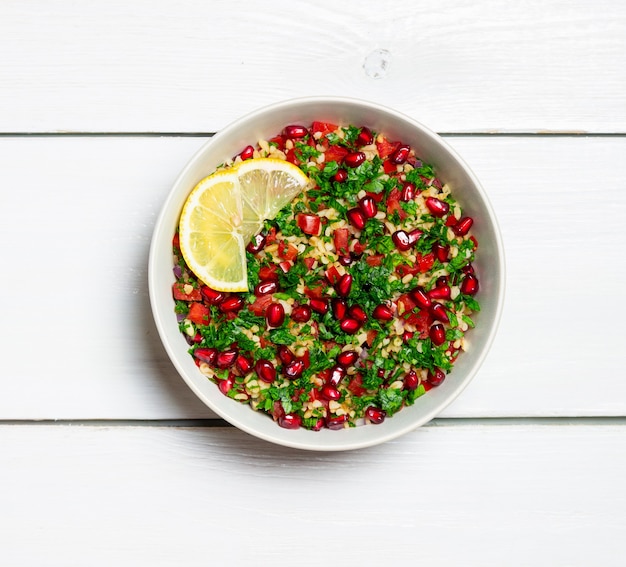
258, 264, 279, 281
366, 329, 378, 347
416, 252, 435, 273
311, 121, 337, 136
278, 260, 293, 273
325, 265, 341, 285
248, 294, 273, 316
187, 302, 210, 326
304, 284, 324, 299
265, 226, 278, 245
352, 241, 367, 256
376, 137, 399, 159
268, 135, 286, 150
172, 282, 202, 301
366, 190, 384, 203
324, 144, 349, 163
386, 187, 407, 221
172, 233, 180, 249
333, 228, 350, 256
303, 256, 316, 270
296, 213, 321, 236
347, 373, 366, 396
366, 254, 384, 267
285, 148, 299, 165
382, 160, 397, 174
278, 241, 298, 261
396, 263, 420, 278
397, 293, 416, 314
406, 309, 432, 338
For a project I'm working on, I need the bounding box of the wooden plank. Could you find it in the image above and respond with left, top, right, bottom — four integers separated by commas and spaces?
0, 422, 624, 565
0, 0, 624, 133
0, 135, 624, 419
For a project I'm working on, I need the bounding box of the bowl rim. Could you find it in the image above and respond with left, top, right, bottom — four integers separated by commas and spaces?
148, 95, 506, 451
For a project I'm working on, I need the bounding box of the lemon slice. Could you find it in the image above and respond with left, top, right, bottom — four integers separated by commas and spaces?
178, 158, 310, 292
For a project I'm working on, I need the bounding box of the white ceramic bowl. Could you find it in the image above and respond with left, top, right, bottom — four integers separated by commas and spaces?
148, 96, 505, 451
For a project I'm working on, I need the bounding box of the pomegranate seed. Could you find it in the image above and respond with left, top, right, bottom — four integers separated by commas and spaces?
357, 126, 374, 146
239, 145, 255, 161
432, 242, 449, 262
219, 296, 244, 313
347, 208, 366, 230
309, 418, 325, 431
283, 124, 308, 138
235, 354, 253, 374
266, 302, 285, 327
460, 273, 479, 295
254, 280, 278, 296
333, 168, 348, 183
425, 197, 450, 217
340, 318, 360, 334
193, 347, 217, 366
336, 273, 353, 297
429, 285, 451, 300
309, 298, 329, 315
278, 413, 302, 429
429, 323, 446, 346
436, 276, 449, 287
408, 228, 423, 243
191, 332, 202, 344
454, 216, 474, 236
216, 349, 238, 369
429, 303, 450, 323
402, 331, 414, 342
392, 230, 413, 251
200, 286, 225, 305
410, 287, 432, 309
291, 304, 312, 322
246, 232, 266, 254
338, 255, 352, 266
358, 196, 377, 218
321, 384, 341, 401
390, 144, 410, 164
218, 374, 235, 395
332, 298, 348, 320
329, 366, 346, 386
326, 414, 348, 430
344, 151, 366, 168
365, 406, 386, 424
401, 182, 416, 201
336, 350, 358, 367
427, 367, 446, 386
255, 359, 276, 383
462, 263, 475, 275
372, 304, 394, 321
284, 359, 305, 379
349, 305, 368, 324
404, 370, 419, 390
277, 345, 295, 365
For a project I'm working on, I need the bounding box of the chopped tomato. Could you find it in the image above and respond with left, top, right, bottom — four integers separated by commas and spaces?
376, 137, 399, 159
366, 254, 384, 267
278, 241, 298, 261
406, 309, 432, 338
386, 187, 407, 221
187, 302, 210, 326
311, 121, 337, 136
396, 263, 420, 278
397, 293, 416, 314
303, 256, 316, 270
268, 135, 286, 150
382, 160, 397, 174
248, 294, 273, 316
325, 265, 341, 285
333, 227, 350, 256
296, 213, 321, 236
352, 241, 366, 256
366, 329, 378, 347
172, 282, 202, 301
416, 252, 435, 273
258, 264, 279, 281
324, 144, 349, 163
304, 284, 324, 299
366, 190, 385, 203
172, 232, 180, 249
347, 373, 366, 396
285, 148, 300, 165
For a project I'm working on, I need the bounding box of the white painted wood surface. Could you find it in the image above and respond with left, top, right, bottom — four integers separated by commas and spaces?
1, 1, 625, 564
0, 0, 625, 134
1, 422, 625, 566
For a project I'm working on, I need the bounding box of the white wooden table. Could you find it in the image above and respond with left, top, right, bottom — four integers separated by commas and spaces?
1, 2, 625, 565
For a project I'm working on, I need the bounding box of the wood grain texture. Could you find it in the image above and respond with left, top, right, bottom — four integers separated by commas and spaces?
0, 422, 624, 566
0, 0, 624, 133
0, 135, 624, 419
